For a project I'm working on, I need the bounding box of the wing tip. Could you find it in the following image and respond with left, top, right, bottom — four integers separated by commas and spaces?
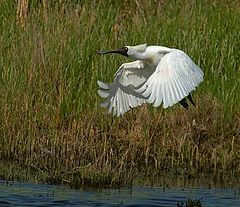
97, 89, 110, 98
97, 80, 110, 90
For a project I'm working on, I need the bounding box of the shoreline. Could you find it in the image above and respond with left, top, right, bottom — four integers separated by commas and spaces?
1, 161, 240, 190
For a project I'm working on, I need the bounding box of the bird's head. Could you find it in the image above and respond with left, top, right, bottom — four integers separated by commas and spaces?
97, 43, 147, 59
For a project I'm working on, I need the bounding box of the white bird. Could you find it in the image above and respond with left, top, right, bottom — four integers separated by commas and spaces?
97, 43, 204, 116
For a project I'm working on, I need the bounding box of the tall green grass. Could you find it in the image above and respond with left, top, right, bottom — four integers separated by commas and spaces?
0, 0, 239, 188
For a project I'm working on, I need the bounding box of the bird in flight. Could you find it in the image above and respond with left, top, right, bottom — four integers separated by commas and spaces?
97, 44, 204, 116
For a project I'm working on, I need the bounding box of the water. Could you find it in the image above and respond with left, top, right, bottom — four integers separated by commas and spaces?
0, 180, 240, 206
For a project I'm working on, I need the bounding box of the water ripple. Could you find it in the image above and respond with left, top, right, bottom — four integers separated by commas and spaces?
0, 180, 240, 207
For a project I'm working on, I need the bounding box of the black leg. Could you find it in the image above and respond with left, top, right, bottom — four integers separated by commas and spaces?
179, 98, 189, 110
187, 94, 196, 107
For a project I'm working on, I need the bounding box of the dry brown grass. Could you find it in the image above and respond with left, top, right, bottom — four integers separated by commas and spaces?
1, 94, 240, 188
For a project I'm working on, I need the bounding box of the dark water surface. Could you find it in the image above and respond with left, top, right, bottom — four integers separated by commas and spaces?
0, 180, 240, 206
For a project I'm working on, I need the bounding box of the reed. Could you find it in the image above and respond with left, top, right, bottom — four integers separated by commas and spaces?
0, 0, 239, 188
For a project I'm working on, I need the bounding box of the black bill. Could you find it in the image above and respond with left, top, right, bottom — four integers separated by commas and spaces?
97, 47, 128, 57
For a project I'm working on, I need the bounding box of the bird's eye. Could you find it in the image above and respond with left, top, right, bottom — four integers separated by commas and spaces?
124, 47, 128, 51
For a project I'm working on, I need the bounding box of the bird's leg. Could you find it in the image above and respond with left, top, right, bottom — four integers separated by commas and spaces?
187, 94, 196, 107
179, 98, 189, 110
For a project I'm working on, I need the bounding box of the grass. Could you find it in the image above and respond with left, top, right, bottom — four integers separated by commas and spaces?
0, 0, 239, 188
177, 198, 203, 207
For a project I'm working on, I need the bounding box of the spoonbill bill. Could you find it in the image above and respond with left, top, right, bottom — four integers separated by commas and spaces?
97, 44, 204, 116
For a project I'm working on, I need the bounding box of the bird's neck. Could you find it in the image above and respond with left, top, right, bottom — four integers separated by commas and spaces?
132, 51, 162, 67
130, 46, 172, 67
131, 51, 146, 60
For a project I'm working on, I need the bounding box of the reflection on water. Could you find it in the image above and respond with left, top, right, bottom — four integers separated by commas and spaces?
0, 180, 240, 206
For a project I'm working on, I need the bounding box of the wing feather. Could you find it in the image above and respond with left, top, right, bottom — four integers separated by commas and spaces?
97, 80, 110, 90
98, 89, 110, 99
171, 78, 180, 101
153, 83, 162, 107
97, 60, 154, 116
138, 50, 204, 108
168, 79, 176, 105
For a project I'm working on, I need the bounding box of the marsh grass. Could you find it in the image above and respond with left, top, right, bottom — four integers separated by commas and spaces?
0, 0, 239, 188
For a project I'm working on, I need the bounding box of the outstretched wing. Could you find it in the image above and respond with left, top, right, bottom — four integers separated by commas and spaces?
97, 60, 154, 116
137, 50, 204, 108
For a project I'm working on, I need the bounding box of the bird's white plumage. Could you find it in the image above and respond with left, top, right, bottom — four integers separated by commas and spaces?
97, 60, 154, 116
97, 44, 204, 116
137, 50, 204, 108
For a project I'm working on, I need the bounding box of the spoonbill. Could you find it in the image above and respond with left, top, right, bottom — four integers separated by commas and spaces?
97, 44, 204, 116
